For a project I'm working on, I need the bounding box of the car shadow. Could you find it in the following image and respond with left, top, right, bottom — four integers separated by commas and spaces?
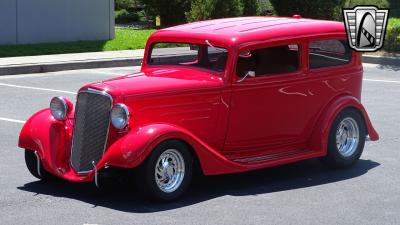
18, 159, 379, 213
377, 63, 400, 72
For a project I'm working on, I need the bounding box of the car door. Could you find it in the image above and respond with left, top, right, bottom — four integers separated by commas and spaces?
223, 41, 313, 159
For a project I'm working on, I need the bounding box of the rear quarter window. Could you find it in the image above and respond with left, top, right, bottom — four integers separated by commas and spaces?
309, 40, 352, 69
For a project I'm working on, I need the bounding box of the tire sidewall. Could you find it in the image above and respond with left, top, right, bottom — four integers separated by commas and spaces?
24, 150, 54, 180
326, 108, 366, 167
140, 140, 193, 202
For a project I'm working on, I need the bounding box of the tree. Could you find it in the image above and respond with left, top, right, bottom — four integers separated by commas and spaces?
270, 0, 347, 20
187, 0, 244, 22
345, 0, 389, 8
390, 0, 400, 17
243, 0, 259, 16
115, 0, 142, 11
140, 0, 191, 26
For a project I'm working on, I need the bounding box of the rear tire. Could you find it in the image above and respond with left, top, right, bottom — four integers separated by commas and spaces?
136, 140, 193, 202
321, 108, 366, 169
25, 150, 53, 180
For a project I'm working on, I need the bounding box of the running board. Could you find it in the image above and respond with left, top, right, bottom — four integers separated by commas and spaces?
233, 149, 314, 164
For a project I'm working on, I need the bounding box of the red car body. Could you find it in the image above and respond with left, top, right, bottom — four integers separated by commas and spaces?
19, 17, 379, 183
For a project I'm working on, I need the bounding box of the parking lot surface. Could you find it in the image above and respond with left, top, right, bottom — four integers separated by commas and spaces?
0, 64, 399, 225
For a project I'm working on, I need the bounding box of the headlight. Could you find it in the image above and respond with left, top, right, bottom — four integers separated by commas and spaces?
111, 104, 130, 129
50, 97, 68, 120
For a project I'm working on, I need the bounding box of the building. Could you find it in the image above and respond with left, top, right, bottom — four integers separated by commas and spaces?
0, 0, 115, 45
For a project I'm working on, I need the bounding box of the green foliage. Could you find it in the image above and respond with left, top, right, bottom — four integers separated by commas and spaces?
243, 0, 259, 16
384, 18, 400, 52
258, 0, 274, 15
389, 0, 400, 17
212, 0, 244, 18
115, 0, 136, 11
115, 9, 139, 23
187, 0, 244, 22
133, 0, 262, 24
186, 0, 215, 21
270, 0, 347, 20
140, 0, 191, 26
344, 0, 389, 8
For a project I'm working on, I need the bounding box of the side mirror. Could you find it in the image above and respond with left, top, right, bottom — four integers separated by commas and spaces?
237, 71, 255, 82
246, 71, 255, 78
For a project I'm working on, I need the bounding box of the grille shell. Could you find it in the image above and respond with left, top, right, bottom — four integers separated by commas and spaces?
70, 89, 113, 173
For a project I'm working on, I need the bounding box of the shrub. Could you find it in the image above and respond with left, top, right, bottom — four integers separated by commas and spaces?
344, 0, 389, 8
270, 0, 347, 20
187, 0, 243, 22
186, 0, 214, 21
140, 0, 191, 26
389, 0, 400, 18
115, 0, 136, 11
243, 0, 259, 16
384, 18, 400, 52
115, 9, 139, 24
258, 0, 274, 16
212, 0, 243, 19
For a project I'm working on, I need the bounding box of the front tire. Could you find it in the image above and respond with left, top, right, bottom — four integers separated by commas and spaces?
25, 150, 53, 180
136, 140, 193, 202
321, 109, 366, 169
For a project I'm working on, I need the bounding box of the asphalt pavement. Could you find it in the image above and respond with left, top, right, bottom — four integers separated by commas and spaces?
0, 64, 399, 225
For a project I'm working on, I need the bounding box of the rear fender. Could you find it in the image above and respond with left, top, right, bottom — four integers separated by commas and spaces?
98, 124, 245, 175
309, 95, 379, 155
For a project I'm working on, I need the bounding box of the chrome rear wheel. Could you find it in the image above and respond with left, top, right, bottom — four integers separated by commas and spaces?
336, 117, 360, 157
321, 109, 366, 169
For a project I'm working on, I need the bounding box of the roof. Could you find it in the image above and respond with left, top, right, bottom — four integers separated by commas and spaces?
151, 16, 346, 47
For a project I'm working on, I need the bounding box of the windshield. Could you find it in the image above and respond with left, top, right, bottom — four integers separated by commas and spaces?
148, 42, 228, 72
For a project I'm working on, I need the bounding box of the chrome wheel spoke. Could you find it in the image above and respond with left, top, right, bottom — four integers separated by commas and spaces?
154, 149, 185, 193
335, 117, 360, 157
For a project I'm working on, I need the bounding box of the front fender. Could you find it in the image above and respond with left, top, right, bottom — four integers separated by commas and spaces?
309, 95, 379, 155
98, 123, 245, 175
18, 109, 73, 177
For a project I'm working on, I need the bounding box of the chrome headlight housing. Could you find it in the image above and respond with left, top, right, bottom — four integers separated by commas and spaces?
50, 97, 68, 121
111, 104, 130, 129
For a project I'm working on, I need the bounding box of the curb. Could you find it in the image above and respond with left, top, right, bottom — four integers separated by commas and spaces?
0, 54, 399, 76
0, 58, 142, 76
362, 55, 400, 66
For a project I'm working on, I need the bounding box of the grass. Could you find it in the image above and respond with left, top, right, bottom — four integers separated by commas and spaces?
0, 28, 155, 58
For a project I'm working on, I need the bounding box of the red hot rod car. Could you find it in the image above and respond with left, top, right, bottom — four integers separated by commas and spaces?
19, 16, 379, 201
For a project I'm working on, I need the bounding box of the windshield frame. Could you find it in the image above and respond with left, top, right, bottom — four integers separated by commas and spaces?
144, 39, 231, 75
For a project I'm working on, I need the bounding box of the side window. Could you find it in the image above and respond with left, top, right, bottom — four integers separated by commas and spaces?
236, 44, 300, 78
309, 40, 352, 69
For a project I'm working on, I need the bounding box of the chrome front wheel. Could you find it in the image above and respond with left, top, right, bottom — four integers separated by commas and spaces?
136, 140, 193, 202
155, 149, 186, 193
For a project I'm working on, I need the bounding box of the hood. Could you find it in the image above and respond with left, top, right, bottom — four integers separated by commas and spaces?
97, 67, 224, 97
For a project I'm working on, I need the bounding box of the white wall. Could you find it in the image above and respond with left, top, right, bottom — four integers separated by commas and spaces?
0, 0, 115, 45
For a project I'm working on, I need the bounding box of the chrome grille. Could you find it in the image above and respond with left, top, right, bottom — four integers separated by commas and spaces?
71, 89, 112, 173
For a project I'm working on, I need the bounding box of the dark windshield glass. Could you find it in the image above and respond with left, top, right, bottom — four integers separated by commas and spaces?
148, 43, 228, 72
